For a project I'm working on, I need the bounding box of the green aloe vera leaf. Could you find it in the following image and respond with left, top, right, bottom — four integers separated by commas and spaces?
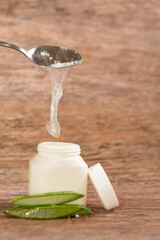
3, 205, 90, 220
69, 207, 93, 217
10, 191, 84, 207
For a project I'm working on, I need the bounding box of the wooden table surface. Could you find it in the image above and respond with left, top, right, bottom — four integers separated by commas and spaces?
0, 1, 160, 239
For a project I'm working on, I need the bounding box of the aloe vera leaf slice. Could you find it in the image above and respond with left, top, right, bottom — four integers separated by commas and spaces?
69, 207, 93, 217
10, 191, 84, 207
3, 205, 89, 219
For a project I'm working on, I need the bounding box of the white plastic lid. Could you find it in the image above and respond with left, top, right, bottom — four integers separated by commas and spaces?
88, 163, 119, 210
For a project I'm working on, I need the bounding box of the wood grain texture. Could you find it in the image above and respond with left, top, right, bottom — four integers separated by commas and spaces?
0, 0, 160, 239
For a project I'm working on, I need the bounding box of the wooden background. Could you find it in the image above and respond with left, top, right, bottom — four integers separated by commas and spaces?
0, 0, 160, 239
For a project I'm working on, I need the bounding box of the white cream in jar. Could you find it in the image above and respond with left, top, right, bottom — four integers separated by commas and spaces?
28, 142, 88, 205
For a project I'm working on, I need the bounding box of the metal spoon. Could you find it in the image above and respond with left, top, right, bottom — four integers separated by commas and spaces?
0, 41, 83, 68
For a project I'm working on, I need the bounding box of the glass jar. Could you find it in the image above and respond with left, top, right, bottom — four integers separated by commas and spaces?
28, 142, 88, 205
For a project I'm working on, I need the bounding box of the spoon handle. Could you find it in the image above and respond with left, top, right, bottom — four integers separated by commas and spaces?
0, 41, 27, 56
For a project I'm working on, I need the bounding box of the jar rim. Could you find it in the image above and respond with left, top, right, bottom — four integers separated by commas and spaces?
38, 142, 81, 154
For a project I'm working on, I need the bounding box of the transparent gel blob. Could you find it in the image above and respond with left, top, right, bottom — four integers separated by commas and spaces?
46, 67, 70, 137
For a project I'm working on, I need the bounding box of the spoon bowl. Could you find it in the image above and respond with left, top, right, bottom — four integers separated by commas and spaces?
0, 41, 83, 68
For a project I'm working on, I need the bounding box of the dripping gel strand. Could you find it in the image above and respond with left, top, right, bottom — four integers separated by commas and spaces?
46, 67, 70, 137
